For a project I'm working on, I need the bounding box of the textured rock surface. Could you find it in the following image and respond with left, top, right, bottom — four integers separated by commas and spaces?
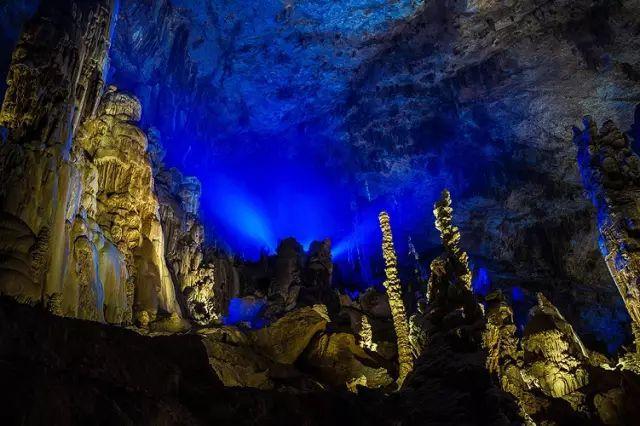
77, 88, 183, 323
0, 0, 200, 327
249, 304, 329, 364
102, 0, 640, 354
0, 297, 390, 426
378, 211, 414, 385
401, 190, 521, 424
522, 293, 591, 399
0, 0, 119, 316
303, 332, 393, 390
3, 3, 640, 353
575, 116, 640, 351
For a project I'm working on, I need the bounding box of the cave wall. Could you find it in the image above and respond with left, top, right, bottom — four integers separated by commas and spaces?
345, 0, 640, 351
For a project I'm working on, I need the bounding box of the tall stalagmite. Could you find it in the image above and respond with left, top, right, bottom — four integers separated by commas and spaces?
75, 87, 182, 323
574, 117, 640, 350
378, 211, 413, 386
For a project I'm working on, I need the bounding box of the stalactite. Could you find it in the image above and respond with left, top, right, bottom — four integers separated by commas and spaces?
378, 211, 414, 387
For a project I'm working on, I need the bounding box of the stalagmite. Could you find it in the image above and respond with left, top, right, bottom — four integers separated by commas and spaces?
574, 117, 640, 352
359, 314, 376, 351
75, 88, 182, 323
433, 190, 472, 291
378, 211, 414, 386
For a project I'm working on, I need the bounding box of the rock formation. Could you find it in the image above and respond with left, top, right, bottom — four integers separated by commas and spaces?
266, 237, 304, 317
0, 0, 119, 313
400, 191, 522, 424
574, 116, 640, 353
378, 211, 414, 386
0, 0, 194, 327
149, 131, 236, 325
482, 287, 640, 424
75, 87, 182, 323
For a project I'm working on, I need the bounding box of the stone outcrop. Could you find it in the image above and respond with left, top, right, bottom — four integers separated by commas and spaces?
249, 305, 329, 364
482, 288, 640, 424
522, 293, 591, 400
198, 304, 394, 392
150, 131, 235, 325
264, 237, 304, 318
0, 296, 392, 426
574, 116, 640, 352
302, 332, 393, 391
400, 189, 522, 424
76, 88, 182, 323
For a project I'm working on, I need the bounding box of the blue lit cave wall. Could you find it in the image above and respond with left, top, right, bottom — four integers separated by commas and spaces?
3, 0, 640, 354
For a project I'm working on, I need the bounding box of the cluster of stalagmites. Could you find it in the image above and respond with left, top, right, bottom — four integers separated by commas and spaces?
399, 190, 640, 424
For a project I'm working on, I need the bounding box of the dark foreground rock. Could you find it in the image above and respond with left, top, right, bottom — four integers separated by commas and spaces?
0, 297, 526, 425
0, 298, 368, 426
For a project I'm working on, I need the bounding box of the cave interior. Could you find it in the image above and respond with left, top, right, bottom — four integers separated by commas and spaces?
1, 0, 640, 425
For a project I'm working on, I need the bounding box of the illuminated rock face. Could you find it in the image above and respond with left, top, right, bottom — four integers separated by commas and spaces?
150, 134, 228, 324
0, 0, 118, 313
482, 289, 640, 423
521, 294, 591, 399
482, 291, 539, 420
0, 0, 190, 325
378, 211, 413, 386
76, 88, 182, 323
422, 191, 483, 331
575, 117, 640, 349
303, 332, 393, 390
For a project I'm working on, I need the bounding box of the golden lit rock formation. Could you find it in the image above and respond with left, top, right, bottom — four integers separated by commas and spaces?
521, 294, 591, 400
75, 87, 182, 323
0, 1, 188, 326
378, 211, 414, 386
359, 314, 376, 352
0, 0, 119, 314
432, 189, 472, 292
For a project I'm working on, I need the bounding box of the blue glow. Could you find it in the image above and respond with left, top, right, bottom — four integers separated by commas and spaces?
511, 286, 525, 303
472, 267, 491, 296
200, 150, 354, 260
222, 298, 268, 329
